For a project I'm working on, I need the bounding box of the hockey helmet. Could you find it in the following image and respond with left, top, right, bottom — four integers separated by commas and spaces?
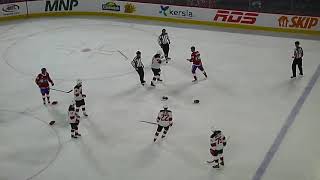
295, 41, 300, 45
76, 79, 82, 85
41, 68, 46, 73
163, 105, 168, 110
191, 46, 195, 52
136, 51, 141, 55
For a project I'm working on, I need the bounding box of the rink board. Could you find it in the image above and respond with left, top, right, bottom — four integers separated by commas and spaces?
0, 0, 319, 35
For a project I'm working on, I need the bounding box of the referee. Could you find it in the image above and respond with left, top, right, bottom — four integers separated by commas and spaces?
131, 51, 146, 85
291, 41, 304, 78
158, 29, 171, 63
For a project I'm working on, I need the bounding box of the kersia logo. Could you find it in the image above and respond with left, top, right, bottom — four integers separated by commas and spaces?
159, 5, 193, 18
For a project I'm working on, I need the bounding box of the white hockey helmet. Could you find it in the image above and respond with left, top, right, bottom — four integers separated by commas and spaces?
76, 79, 82, 85
163, 105, 168, 110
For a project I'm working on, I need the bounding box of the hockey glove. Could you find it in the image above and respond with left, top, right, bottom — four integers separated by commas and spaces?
223, 142, 226, 146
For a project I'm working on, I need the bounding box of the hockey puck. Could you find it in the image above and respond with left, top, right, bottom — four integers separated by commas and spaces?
193, 100, 200, 104
49, 121, 55, 125
51, 101, 58, 105
161, 96, 168, 101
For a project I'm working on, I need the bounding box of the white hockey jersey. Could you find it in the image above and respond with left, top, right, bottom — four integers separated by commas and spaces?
74, 84, 84, 101
156, 109, 173, 127
68, 105, 78, 123
151, 56, 162, 69
210, 131, 226, 151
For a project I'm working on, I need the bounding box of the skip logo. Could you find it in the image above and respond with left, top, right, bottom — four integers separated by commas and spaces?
159, 5, 193, 18
278, 16, 318, 29
45, 0, 78, 11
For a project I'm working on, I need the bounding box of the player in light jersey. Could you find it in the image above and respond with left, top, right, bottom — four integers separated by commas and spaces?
35, 68, 54, 105
74, 79, 88, 117
187, 46, 207, 82
68, 101, 81, 138
209, 127, 227, 168
153, 105, 173, 142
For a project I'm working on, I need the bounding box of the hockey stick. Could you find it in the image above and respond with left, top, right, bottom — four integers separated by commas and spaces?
139, 121, 157, 125
50, 88, 73, 93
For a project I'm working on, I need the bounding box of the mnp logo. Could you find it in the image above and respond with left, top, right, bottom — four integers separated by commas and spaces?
278, 16, 318, 29
159, 5, 193, 18
213, 10, 258, 25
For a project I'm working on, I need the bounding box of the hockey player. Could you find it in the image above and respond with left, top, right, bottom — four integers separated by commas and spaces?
35, 68, 54, 105
291, 41, 304, 78
209, 127, 227, 168
187, 46, 207, 82
158, 29, 171, 63
131, 51, 146, 86
151, 51, 164, 87
153, 105, 173, 142
68, 101, 81, 138
74, 79, 88, 117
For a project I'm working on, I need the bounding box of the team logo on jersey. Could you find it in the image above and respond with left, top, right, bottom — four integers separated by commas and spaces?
213, 10, 258, 25
159, 5, 193, 18
124, 3, 136, 13
102, 2, 120, 11
278, 15, 318, 29
2, 4, 20, 16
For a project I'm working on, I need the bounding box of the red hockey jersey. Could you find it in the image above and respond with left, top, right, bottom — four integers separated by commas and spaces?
35, 73, 53, 89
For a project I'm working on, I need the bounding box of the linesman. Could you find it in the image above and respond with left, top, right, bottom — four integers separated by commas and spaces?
158, 29, 171, 63
131, 51, 146, 85
291, 41, 304, 78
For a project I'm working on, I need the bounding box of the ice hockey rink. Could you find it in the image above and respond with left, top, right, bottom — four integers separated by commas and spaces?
0, 17, 319, 180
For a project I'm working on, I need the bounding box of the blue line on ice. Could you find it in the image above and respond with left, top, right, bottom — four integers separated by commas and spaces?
252, 64, 320, 180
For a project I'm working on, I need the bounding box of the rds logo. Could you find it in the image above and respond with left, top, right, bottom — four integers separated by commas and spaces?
159, 5, 193, 18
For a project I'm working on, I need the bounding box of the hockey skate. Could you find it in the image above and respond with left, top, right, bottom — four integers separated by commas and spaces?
151, 81, 155, 87
220, 161, 224, 166
75, 132, 81, 137
71, 135, 78, 139
83, 112, 88, 117
212, 164, 220, 168
157, 78, 163, 82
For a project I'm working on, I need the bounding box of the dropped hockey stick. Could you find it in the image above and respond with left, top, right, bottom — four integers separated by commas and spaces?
50, 88, 73, 93
139, 121, 157, 125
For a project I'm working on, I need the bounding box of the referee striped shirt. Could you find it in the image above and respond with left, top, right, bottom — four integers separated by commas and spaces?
131, 56, 144, 69
158, 33, 170, 45
294, 47, 303, 59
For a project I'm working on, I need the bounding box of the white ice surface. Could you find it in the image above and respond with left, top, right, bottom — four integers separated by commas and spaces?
0, 17, 319, 180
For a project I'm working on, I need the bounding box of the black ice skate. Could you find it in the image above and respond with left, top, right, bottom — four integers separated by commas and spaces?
75, 132, 81, 137
71, 135, 77, 139
151, 81, 155, 87
161, 135, 166, 139
290, 76, 296, 79
157, 79, 163, 82
83, 112, 88, 117
220, 161, 224, 166
212, 164, 220, 168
